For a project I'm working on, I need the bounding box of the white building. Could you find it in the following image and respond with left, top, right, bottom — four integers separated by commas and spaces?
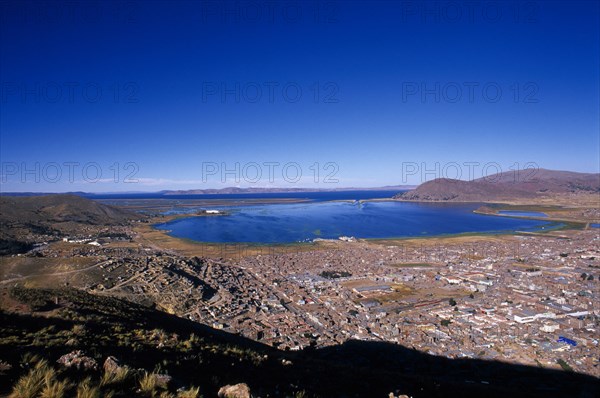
540, 322, 560, 333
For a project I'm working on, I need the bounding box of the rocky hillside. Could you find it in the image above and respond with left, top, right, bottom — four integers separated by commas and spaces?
0, 194, 137, 225
0, 194, 142, 254
395, 169, 600, 201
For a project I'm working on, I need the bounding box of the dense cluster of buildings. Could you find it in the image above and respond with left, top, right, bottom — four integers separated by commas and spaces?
68, 228, 600, 377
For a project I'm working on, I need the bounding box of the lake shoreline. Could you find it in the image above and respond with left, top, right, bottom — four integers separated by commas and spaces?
120, 192, 594, 251
148, 200, 562, 245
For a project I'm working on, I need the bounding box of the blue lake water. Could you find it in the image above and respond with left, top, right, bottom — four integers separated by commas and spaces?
154, 201, 557, 244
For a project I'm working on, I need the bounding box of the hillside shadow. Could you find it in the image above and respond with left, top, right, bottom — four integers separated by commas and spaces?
298, 339, 600, 398
1, 289, 598, 398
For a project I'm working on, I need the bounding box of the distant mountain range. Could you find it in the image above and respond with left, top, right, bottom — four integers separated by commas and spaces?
159, 185, 414, 195
395, 169, 600, 201
2, 169, 599, 202
0, 186, 415, 196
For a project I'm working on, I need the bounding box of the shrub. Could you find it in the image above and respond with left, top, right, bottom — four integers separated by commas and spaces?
9, 359, 53, 398
40, 377, 69, 398
76, 378, 104, 398
139, 371, 164, 396
100, 366, 132, 387
177, 387, 201, 398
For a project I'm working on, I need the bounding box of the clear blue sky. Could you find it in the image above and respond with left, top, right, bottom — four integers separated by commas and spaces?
1, 0, 598, 192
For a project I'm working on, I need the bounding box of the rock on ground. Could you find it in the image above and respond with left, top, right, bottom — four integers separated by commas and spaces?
103, 356, 127, 375
217, 383, 251, 398
56, 350, 98, 371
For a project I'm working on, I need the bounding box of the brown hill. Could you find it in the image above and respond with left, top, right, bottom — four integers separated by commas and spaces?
0, 195, 141, 252
395, 169, 600, 201
0, 194, 137, 225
